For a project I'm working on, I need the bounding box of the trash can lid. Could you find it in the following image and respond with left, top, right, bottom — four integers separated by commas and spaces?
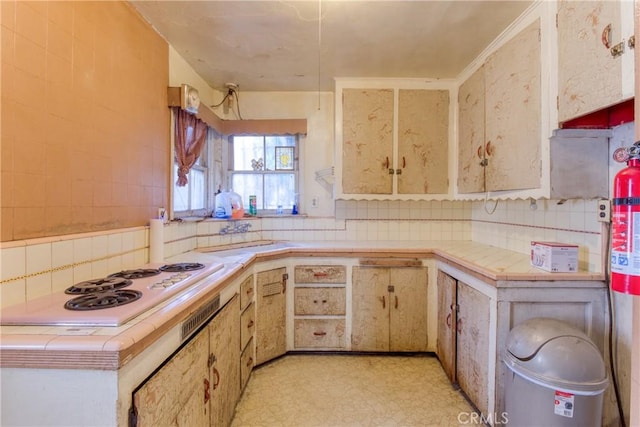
504, 318, 608, 393
506, 318, 590, 360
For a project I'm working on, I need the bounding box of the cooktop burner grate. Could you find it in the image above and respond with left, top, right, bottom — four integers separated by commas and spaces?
160, 263, 205, 272
107, 269, 161, 280
65, 277, 133, 295
64, 290, 143, 311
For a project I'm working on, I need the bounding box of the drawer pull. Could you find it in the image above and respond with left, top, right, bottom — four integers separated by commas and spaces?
247, 320, 254, 328
313, 272, 328, 277
313, 331, 327, 337
322, 299, 327, 303
246, 288, 253, 295
246, 357, 253, 367
212, 367, 220, 390
446, 313, 452, 328
394, 295, 398, 309
381, 295, 386, 309
204, 378, 210, 404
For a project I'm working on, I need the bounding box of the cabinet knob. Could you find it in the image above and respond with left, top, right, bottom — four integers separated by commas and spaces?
247, 357, 254, 367
247, 320, 254, 328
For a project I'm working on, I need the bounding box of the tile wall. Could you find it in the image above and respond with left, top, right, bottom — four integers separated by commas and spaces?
1, 196, 604, 308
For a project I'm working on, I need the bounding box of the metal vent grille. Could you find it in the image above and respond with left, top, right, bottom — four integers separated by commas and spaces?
262, 282, 282, 297
181, 294, 220, 342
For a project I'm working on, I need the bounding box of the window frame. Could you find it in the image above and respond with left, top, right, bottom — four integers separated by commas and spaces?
228, 135, 299, 215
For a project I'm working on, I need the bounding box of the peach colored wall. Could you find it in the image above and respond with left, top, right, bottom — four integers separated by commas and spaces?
0, 1, 169, 242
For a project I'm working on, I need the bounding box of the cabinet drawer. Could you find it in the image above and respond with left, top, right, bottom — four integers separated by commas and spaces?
240, 275, 254, 310
294, 319, 345, 349
294, 265, 346, 283
240, 338, 254, 389
294, 288, 346, 315
240, 303, 255, 350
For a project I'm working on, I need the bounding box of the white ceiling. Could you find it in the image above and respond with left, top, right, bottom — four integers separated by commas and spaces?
130, 1, 533, 92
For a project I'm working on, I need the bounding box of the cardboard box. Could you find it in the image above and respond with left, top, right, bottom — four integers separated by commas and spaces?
530, 241, 578, 272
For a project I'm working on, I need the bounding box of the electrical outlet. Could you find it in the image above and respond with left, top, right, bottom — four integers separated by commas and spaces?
311, 197, 319, 208
597, 199, 610, 222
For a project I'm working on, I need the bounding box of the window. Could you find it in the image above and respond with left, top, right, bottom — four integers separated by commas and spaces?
229, 135, 298, 212
172, 128, 213, 215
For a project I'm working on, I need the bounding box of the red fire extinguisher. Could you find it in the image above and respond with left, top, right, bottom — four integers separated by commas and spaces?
611, 142, 640, 295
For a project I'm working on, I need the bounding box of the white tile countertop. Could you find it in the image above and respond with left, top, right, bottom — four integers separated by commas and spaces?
0, 240, 605, 370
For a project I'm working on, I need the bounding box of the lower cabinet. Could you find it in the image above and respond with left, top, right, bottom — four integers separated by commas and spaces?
437, 270, 490, 415
456, 281, 490, 416
209, 295, 241, 427
239, 275, 255, 391
352, 265, 428, 352
293, 265, 347, 350
255, 267, 287, 365
131, 294, 240, 427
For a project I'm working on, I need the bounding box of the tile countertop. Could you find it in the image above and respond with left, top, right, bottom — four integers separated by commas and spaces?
0, 240, 605, 370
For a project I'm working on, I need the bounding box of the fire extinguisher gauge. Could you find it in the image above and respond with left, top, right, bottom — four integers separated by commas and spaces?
613, 147, 630, 163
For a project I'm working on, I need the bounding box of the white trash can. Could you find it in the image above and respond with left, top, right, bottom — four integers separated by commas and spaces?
503, 318, 608, 426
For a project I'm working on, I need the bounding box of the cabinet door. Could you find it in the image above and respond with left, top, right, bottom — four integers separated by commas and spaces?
209, 295, 240, 427
457, 66, 486, 194
485, 19, 541, 192
389, 267, 428, 351
557, 0, 625, 123
397, 89, 449, 194
457, 282, 490, 416
352, 267, 390, 351
342, 88, 394, 194
133, 327, 209, 426
436, 271, 457, 382
255, 267, 287, 365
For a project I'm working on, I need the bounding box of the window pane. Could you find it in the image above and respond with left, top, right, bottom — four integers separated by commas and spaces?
265, 174, 295, 209
190, 169, 205, 210
173, 165, 189, 211
231, 174, 264, 209
265, 136, 295, 171
233, 136, 264, 171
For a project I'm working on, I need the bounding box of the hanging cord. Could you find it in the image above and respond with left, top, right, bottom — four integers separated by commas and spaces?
210, 89, 233, 108
317, 0, 322, 110
483, 191, 498, 214
603, 221, 627, 427
232, 87, 244, 120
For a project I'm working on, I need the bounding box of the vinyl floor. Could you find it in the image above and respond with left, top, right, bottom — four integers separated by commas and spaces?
231, 354, 477, 427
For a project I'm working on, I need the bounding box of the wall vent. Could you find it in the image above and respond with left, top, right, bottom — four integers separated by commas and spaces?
181, 294, 220, 342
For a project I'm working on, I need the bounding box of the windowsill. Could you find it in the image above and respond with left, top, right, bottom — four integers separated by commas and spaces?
176, 214, 308, 222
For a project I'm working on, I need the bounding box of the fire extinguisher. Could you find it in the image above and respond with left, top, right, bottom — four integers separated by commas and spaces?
611, 141, 640, 295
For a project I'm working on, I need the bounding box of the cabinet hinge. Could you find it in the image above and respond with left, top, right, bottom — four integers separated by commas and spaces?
207, 353, 217, 368
128, 404, 138, 427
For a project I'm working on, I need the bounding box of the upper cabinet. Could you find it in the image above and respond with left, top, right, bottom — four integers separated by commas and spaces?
336, 81, 453, 200
557, 0, 635, 123
458, 19, 542, 194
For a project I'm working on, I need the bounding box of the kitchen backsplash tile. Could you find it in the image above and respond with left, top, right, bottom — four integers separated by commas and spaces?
0, 196, 604, 305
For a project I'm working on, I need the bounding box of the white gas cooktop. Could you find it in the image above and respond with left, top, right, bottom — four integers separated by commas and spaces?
0, 262, 224, 327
